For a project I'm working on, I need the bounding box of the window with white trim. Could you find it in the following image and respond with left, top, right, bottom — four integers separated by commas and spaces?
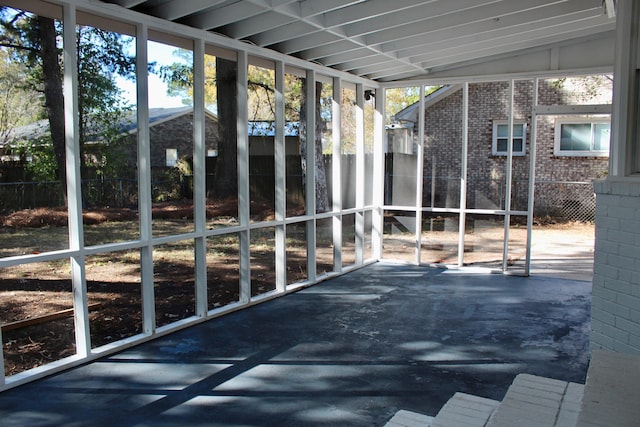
554, 117, 610, 157
492, 121, 526, 156
166, 148, 178, 167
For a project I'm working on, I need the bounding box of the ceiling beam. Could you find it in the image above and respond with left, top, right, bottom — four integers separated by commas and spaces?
148, 0, 227, 21
391, 9, 608, 60
366, 0, 603, 47
220, 11, 297, 40
253, 22, 322, 47
320, 47, 380, 67
236, 0, 366, 47
299, 40, 363, 61
270, 30, 342, 52
181, 2, 267, 30
298, 0, 367, 17
409, 17, 614, 66
357, 19, 613, 80
422, 32, 615, 79
106, 0, 147, 7
322, 0, 438, 28
341, 0, 500, 38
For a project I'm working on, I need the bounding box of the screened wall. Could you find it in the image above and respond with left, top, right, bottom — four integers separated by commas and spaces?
382, 76, 611, 273
0, 0, 611, 391
0, 0, 382, 389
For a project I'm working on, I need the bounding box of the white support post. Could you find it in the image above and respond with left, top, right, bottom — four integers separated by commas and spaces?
274, 60, 286, 292
64, 3, 90, 357
610, 0, 638, 177
306, 70, 317, 282
355, 84, 365, 265
136, 24, 155, 335
458, 82, 469, 267
415, 85, 426, 265
372, 88, 385, 260
332, 77, 342, 272
502, 79, 515, 271
525, 78, 539, 276
193, 38, 207, 316
237, 50, 251, 304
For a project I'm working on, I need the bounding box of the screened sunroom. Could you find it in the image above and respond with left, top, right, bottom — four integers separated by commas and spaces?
1, 0, 640, 425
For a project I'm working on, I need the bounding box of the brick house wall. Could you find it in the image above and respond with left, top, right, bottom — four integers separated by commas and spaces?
121, 110, 219, 169
592, 180, 640, 354
419, 79, 610, 215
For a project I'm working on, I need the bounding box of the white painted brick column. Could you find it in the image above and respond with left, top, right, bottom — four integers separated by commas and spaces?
592, 180, 640, 354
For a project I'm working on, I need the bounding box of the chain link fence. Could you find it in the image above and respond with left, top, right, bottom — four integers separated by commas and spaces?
534, 180, 595, 222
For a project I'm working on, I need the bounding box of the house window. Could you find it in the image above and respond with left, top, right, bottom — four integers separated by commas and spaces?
492, 121, 526, 156
554, 118, 610, 156
166, 148, 178, 167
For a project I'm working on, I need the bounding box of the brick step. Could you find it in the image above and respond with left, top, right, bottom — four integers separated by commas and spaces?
384, 350, 640, 427
486, 374, 584, 427
383, 409, 434, 427
431, 392, 500, 427
383, 392, 499, 427
383, 374, 582, 427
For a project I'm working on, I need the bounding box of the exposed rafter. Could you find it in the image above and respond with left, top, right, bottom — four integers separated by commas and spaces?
100, 0, 616, 82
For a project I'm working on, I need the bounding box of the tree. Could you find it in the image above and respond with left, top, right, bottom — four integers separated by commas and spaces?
213, 57, 238, 199
0, 49, 40, 148
160, 53, 331, 209
385, 87, 420, 124
0, 6, 135, 186
0, 11, 66, 184
299, 80, 329, 212
75, 25, 135, 178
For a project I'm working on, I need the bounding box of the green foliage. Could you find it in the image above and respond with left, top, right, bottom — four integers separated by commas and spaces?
385, 86, 421, 122
0, 49, 40, 145
14, 136, 57, 181
75, 25, 135, 166
0, 6, 136, 184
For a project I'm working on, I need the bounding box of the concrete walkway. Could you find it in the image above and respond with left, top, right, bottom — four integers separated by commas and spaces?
530, 224, 595, 282
0, 262, 591, 426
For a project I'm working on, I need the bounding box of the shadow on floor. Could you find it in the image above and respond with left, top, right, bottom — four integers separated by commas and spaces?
0, 262, 591, 426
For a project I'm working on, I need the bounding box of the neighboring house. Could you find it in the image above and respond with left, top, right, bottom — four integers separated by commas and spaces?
1, 106, 305, 207
388, 78, 612, 218
3, 107, 303, 172
124, 107, 220, 169
0, 106, 220, 174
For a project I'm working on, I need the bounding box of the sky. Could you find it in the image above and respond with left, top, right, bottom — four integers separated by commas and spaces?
117, 41, 190, 109
117, 74, 185, 109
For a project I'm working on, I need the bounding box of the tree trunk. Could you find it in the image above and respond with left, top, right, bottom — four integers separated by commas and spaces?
37, 16, 65, 188
213, 57, 238, 199
299, 79, 329, 213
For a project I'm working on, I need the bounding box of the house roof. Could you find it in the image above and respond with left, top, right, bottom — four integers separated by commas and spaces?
4, 107, 215, 145
100, 0, 616, 82
393, 84, 461, 124
3, 107, 299, 144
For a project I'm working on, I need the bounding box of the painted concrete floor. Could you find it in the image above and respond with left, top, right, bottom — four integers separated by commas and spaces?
0, 262, 591, 427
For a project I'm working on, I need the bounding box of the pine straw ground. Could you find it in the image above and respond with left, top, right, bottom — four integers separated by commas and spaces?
0, 200, 272, 376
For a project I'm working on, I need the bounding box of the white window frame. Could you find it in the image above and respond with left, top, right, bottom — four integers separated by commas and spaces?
492, 120, 527, 156
553, 117, 610, 157
166, 148, 178, 166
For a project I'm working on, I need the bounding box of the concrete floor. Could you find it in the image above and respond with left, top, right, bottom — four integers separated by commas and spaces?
0, 262, 591, 427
